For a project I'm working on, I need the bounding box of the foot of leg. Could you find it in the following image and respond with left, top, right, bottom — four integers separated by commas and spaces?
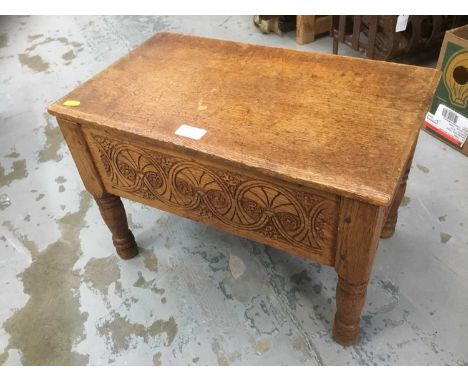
381, 211, 398, 238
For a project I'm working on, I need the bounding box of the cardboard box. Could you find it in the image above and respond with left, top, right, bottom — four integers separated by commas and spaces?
424, 24, 468, 156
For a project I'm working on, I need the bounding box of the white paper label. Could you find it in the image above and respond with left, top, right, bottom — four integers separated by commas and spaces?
175, 124, 207, 140
396, 15, 409, 32
424, 104, 468, 147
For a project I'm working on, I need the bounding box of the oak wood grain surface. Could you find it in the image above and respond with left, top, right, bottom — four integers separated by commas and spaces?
48, 32, 439, 206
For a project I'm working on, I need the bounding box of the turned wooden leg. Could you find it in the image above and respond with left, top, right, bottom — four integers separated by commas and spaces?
333, 199, 385, 346
381, 159, 412, 238
95, 195, 138, 259
333, 278, 369, 346
56, 119, 138, 259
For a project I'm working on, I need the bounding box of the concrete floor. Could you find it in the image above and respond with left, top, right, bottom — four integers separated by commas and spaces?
0, 15, 467, 366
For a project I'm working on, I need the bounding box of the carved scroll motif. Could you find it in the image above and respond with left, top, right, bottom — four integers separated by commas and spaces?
90, 134, 338, 253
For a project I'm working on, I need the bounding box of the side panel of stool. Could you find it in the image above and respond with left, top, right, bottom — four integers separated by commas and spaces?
83, 127, 340, 265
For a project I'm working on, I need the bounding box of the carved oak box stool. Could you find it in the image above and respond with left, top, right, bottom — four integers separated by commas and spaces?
47, 33, 439, 345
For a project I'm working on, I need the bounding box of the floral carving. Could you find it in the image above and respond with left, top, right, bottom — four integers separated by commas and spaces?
91, 134, 338, 253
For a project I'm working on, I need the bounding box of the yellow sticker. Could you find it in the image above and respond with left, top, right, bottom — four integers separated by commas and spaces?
63, 100, 80, 107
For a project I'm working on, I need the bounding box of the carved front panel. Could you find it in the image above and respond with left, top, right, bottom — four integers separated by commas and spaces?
86, 131, 339, 263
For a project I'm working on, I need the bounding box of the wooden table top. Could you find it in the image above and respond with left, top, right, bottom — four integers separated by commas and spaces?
48, 33, 439, 206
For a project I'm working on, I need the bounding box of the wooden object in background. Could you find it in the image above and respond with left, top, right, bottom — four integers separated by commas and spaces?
332, 15, 468, 61
48, 33, 439, 345
296, 16, 332, 44
253, 15, 296, 36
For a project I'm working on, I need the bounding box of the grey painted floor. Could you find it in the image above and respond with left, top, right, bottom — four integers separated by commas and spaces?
0, 15, 467, 366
